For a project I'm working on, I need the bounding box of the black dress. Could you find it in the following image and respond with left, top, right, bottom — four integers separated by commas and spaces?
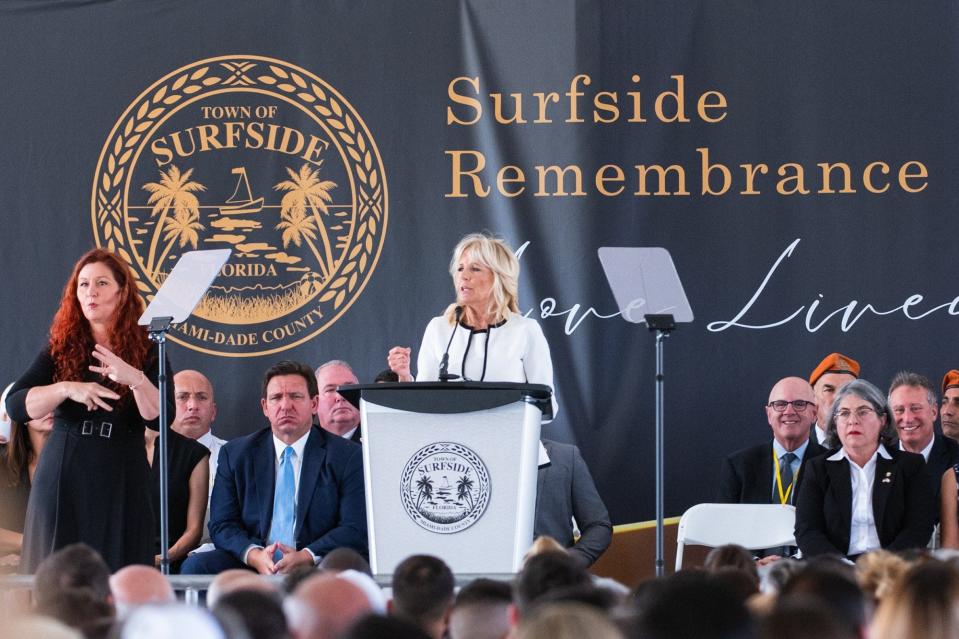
150, 429, 209, 564
7, 345, 166, 572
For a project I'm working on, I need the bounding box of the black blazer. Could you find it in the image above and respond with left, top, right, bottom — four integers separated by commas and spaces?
795, 447, 935, 557
717, 439, 826, 504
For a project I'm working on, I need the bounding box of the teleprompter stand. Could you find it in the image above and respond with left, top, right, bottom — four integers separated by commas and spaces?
138, 249, 230, 574
599, 247, 693, 577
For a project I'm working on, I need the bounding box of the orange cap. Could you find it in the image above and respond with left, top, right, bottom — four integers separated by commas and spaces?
942, 370, 959, 394
809, 352, 860, 387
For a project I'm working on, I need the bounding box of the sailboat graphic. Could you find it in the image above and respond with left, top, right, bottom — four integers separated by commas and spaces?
220, 167, 264, 215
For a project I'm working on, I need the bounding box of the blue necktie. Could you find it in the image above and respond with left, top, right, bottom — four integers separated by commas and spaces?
271, 446, 296, 559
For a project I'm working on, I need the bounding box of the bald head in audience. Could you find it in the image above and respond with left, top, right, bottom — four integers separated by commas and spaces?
449, 578, 512, 639
110, 565, 175, 617
285, 573, 372, 639
207, 568, 279, 608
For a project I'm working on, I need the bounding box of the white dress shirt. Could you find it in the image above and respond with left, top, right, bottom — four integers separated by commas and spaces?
243, 431, 314, 564
827, 444, 892, 556
197, 430, 227, 495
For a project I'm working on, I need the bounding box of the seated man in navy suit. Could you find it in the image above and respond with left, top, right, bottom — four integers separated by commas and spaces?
181, 360, 367, 575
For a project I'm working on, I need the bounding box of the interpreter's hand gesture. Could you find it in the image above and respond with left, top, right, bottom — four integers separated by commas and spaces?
62, 381, 120, 412
387, 346, 414, 382
88, 344, 146, 389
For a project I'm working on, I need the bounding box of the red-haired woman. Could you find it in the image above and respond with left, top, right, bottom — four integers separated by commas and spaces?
4, 248, 163, 571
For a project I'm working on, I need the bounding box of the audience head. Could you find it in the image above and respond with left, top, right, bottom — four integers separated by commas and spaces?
172, 369, 218, 439
340, 615, 431, 639
390, 554, 455, 639
33, 544, 113, 638
765, 377, 817, 451
212, 589, 288, 639
285, 573, 372, 639
704, 544, 759, 588
810, 352, 860, 430
759, 558, 803, 594
634, 571, 756, 639
261, 360, 320, 445
888, 370, 939, 453
34, 543, 112, 611
313, 360, 360, 437
513, 551, 591, 617
824, 378, 896, 450
118, 604, 226, 639
516, 602, 623, 639
448, 578, 512, 639
524, 536, 567, 562
207, 568, 279, 608
0, 616, 83, 639
318, 547, 372, 576
339, 569, 389, 615
760, 597, 857, 639
942, 370, 959, 441
855, 550, 909, 606
109, 565, 175, 618
373, 369, 399, 384
871, 560, 959, 639
779, 562, 868, 638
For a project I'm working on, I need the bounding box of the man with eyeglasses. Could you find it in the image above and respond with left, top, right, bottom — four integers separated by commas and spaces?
809, 353, 860, 446
888, 371, 958, 518
941, 370, 959, 443
718, 377, 826, 510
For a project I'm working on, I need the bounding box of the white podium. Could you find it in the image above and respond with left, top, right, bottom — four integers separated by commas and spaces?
339, 382, 553, 579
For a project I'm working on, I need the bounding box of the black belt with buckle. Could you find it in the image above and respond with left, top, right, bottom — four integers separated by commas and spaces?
80, 420, 114, 438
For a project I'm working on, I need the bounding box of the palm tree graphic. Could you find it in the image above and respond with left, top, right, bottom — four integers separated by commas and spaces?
153, 208, 205, 279
415, 474, 434, 511
274, 163, 337, 280
456, 475, 475, 510
141, 165, 206, 278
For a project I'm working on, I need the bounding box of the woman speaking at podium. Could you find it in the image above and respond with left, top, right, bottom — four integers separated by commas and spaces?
5, 249, 163, 572
387, 232, 557, 417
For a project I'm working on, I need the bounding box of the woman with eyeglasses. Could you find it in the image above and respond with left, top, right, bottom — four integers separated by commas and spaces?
795, 379, 935, 559
386, 232, 557, 418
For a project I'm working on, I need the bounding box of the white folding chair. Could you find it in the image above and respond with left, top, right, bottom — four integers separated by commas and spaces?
675, 503, 796, 571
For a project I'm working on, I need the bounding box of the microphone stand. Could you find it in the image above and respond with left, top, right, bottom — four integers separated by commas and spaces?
439, 307, 462, 382
148, 316, 173, 575
645, 313, 676, 578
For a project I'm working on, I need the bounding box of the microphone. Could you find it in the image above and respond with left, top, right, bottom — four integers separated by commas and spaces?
439, 306, 462, 382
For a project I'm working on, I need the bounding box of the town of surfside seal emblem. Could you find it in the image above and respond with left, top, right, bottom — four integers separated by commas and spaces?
401, 442, 492, 534
91, 55, 388, 357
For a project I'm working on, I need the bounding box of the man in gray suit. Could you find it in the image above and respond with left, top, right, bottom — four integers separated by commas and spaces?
534, 439, 612, 567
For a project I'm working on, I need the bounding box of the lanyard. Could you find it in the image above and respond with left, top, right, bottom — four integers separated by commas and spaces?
773, 450, 796, 505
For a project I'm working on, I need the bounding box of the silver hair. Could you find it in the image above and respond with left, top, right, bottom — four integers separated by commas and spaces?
887, 370, 938, 407
824, 378, 898, 449
314, 360, 354, 377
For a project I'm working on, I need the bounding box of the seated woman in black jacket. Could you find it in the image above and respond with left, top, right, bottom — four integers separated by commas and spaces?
795, 379, 934, 559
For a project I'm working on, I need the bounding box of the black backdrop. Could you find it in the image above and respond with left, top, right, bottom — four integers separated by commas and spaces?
2, 0, 957, 526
